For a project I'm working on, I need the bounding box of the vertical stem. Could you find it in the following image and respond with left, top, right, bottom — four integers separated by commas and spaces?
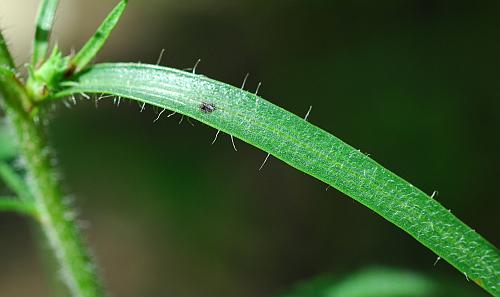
1, 31, 105, 297
8, 110, 105, 297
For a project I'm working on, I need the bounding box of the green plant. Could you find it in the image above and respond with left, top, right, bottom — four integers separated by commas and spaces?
277, 266, 485, 297
0, 1, 498, 296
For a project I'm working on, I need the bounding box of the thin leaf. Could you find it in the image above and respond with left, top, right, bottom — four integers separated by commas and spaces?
0, 162, 31, 201
32, 0, 60, 67
56, 63, 499, 295
0, 196, 37, 216
0, 65, 33, 113
0, 30, 15, 69
70, 0, 128, 73
0, 65, 33, 112
0, 125, 18, 160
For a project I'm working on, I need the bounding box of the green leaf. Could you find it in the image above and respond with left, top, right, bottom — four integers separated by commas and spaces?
0, 162, 31, 201
27, 46, 70, 101
70, 0, 128, 74
277, 267, 483, 297
0, 125, 18, 160
0, 196, 36, 216
0, 65, 33, 112
0, 30, 15, 69
56, 63, 499, 295
32, 0, 60, 67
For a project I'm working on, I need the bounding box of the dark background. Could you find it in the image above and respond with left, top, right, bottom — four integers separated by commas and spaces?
0, 0, 499, 296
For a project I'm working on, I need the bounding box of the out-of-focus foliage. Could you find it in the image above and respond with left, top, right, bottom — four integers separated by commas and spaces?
277, 267, 483, 297
0, 124, 17, 160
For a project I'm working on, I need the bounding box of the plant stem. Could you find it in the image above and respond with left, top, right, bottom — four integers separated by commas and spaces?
1, 32, 105, 297
9, 112, 105, 297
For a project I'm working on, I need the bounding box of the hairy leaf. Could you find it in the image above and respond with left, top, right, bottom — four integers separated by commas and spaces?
56, 63, 499, 295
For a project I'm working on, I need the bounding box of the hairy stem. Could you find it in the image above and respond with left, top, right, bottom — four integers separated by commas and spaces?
1, 31, 104, 297
6, 107, 105, 297
8, 111, 104, 297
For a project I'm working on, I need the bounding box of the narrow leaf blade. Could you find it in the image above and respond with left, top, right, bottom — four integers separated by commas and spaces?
0, 197, 36, 216
0, 162, 31, 201
0, 125, 18, 160
0, 65, 33, 112
32, 0, 60, 66
56, 63, 500, 295
71, 0, 127, 73
0, 31, 15, 69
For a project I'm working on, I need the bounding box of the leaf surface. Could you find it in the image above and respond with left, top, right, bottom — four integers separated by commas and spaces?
57, 63, 499, 295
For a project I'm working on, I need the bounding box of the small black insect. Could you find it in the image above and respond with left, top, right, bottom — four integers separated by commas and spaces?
200, 102, 216, 113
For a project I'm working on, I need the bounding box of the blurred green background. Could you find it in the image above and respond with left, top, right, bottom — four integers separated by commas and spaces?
0, 0, 499, 296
